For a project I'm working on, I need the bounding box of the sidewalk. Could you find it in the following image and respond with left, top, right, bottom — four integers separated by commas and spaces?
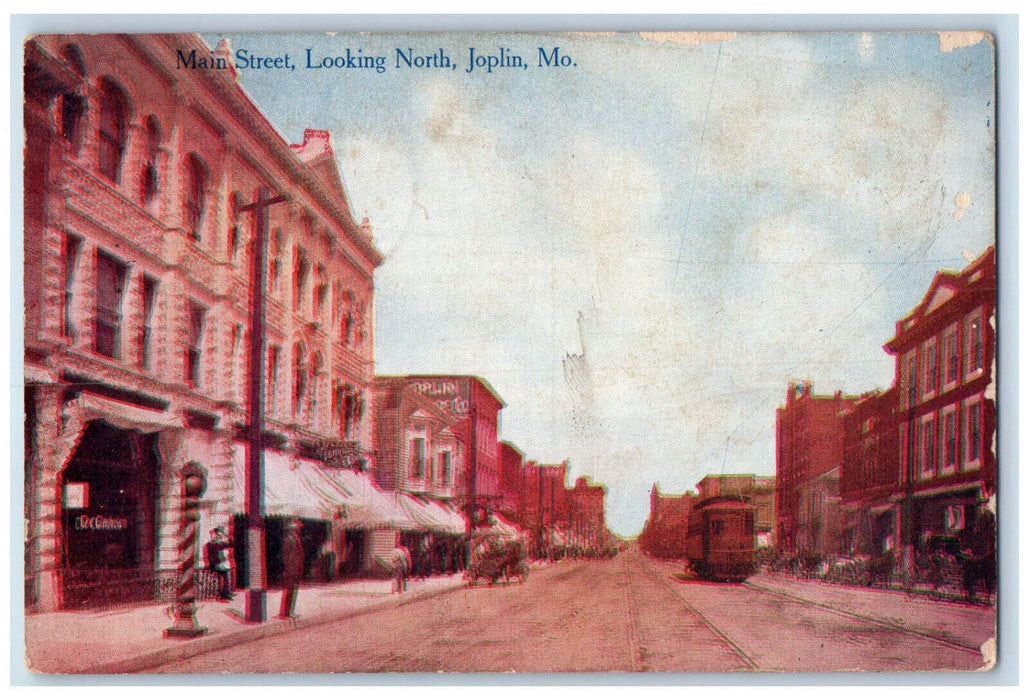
24, 572, 469, 675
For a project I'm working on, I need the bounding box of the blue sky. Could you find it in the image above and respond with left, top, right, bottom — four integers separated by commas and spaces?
206, 31, 995, 536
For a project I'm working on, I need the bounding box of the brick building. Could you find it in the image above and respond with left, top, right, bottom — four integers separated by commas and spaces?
385, 376, 506, 528
567, 477, 607, 549
519, 460, 571, 553
23, 34, 386, 611
775, 382, 857, 556
839, 388, 901, 554
638, 484, 695, 558
839, 248, 997, 566
885, 248, 996, 558
498, 441, 525, 522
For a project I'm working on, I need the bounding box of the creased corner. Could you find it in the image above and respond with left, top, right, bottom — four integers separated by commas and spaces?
977, 637, 997, 671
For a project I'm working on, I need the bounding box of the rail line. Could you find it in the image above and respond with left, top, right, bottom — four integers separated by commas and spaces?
631, 553, 760, 670
742, 580, 985, 656
620, 554, 644, 671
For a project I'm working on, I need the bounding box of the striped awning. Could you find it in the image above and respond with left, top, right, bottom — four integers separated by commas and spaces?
230, 447, 418, 530
399, 494, 467, 535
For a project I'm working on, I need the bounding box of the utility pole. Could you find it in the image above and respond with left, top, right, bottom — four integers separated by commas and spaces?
537, 464, 544, 557
240, 186, 286, 624
466, 400, 478, 539
549, 469, 555, 556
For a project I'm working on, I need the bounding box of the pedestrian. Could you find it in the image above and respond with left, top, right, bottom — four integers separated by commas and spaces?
390, 543, 411, 594
279, 519, 304, 619
203, 526, 233, 601
319, 535, 336, 582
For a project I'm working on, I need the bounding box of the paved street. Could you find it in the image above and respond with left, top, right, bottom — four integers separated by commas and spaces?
150, 546, 995, 674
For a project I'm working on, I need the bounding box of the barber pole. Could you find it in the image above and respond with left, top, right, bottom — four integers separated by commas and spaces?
165, 466, 208, 638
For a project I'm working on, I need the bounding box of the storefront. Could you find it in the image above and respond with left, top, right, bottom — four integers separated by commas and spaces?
59, 421, 161, 607
39, 393, 186, 610
911, 485, 985, 552
229, 446, 418, 587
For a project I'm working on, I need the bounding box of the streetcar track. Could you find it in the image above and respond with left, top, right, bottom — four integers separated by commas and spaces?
620, 554, 644, 671
638, 555, 984, 661
632, 553, 760, 670
742, 581, 985, 656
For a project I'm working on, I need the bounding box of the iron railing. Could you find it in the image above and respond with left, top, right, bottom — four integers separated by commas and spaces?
59, 568, 222, 612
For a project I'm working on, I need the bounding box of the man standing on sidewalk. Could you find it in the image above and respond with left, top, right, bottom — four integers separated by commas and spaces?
279, 519, 304, 619
204, 527, 234, 601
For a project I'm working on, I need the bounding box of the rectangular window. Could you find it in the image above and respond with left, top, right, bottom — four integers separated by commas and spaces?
944, 329, 959, 385
185, 301, 206, 387
140, 274, 158, 369
268, 229, 284, 294
94, 250, 127, 359
966, 401, 981, 465
267, 345, 280, 415
920, 418, 936, 478
292, 247, 309, 313
62, 235, 81, 337
315, 282, 329, 321
410, 437, 426, 479
942, 410, 957, 473
905, 354, 918, 408
923, 340, 938, 397
966, 313, 984, 377
439, 451, 452, 487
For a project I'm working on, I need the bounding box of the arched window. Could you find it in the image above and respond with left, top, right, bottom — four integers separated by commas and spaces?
141, 116, 161, 205
184, 154, 207, 241
97, 79, 128, 182
310, 352, 324, 426
292, 341, 307, 417
228, 191, 243, 258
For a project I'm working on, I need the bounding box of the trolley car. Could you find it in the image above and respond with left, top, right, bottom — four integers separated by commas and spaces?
685, 496, 757, 582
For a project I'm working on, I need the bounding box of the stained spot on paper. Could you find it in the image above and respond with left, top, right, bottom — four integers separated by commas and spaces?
953, 192, 971, 219
937, 32, 990, 53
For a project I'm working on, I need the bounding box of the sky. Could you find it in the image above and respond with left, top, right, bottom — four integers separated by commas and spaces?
205, 30, 995, 536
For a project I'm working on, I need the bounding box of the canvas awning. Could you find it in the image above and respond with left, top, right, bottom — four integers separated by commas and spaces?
230, 448, 418, 530
67, 392, 184, 432
321, 467, 419, 531
53, 392, 185, 474
231, 449, 327, 521
399, 494, 467, 535
479, 513, 521, 539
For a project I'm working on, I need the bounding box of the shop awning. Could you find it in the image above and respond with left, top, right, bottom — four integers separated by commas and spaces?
54, 392, 185, 474
399, 494, 467, 535
479, 513, 521, 539
67, 392, 184, 432
320, 467, 419, 531
231, 449, 329, 521
230, 448, 418, 530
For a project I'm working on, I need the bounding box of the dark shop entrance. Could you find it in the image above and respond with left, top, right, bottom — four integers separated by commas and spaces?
59, 421, 160, 609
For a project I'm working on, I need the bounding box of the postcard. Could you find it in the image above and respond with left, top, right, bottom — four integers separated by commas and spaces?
21, 28, 998, 675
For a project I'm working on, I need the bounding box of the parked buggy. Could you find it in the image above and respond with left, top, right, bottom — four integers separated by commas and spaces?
466, 535, 529, 586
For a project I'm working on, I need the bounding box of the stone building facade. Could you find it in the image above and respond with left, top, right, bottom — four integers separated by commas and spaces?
24, 34, 382, 611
